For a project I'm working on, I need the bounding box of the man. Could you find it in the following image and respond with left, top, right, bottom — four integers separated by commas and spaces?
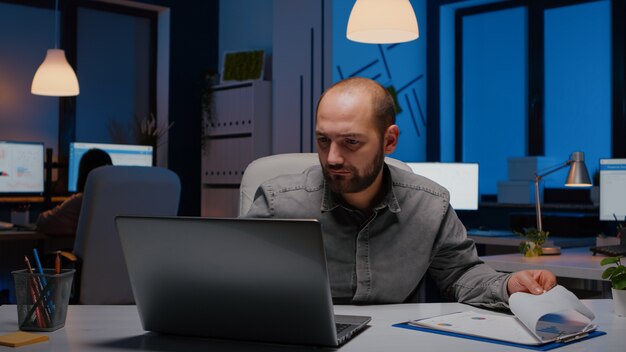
246, 77, 556, 308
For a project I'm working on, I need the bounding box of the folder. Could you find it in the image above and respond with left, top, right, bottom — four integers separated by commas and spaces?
393, 285, 607, 351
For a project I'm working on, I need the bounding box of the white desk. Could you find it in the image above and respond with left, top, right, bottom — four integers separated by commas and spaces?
480, 247, 604, 281
0, 301, 622, 351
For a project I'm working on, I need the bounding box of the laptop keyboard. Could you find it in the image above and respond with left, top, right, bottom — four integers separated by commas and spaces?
590, 245, 626, 257
336, 323, 352, 334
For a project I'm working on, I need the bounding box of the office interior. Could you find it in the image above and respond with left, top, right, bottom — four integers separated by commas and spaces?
0, 0, 624, 304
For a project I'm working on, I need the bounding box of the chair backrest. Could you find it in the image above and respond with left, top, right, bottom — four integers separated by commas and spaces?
239, 153, 412, 216
73, 166, 181, 304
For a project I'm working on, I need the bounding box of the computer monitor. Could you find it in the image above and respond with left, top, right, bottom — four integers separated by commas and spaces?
0, 141, 45, 195
406, 162, 479, 210
599, 158, 626, 221
68, 142, 153, 192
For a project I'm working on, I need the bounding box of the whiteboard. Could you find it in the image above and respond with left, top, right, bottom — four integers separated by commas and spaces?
406, 163, 479, 210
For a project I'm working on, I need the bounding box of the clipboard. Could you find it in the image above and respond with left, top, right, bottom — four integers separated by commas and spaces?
393, 322, 606, 351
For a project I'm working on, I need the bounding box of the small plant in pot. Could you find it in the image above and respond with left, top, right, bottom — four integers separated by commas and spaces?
516, 228, 549, 257
601, 256, 626, 316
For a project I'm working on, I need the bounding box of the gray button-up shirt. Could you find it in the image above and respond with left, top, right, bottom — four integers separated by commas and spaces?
246, 163, 510, 309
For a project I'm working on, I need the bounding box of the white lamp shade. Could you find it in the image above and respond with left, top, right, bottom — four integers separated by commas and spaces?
347, 0, 419, 44
31, 49, 80, 96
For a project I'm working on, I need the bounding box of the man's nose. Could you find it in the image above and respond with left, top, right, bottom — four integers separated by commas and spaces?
327, 142, 344, 165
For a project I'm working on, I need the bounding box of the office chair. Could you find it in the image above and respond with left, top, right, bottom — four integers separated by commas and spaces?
239, 153, 412, 216
72, 166, 181, 304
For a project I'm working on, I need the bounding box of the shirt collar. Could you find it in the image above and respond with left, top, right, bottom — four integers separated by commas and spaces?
320, 163, 402, 214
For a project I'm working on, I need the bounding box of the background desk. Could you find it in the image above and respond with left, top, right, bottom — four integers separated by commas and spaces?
468, 230, 596, 256
481, 247, 611, 298
0, 301, 621, 351
0, 230, 43, 241
480, 247, 604, 280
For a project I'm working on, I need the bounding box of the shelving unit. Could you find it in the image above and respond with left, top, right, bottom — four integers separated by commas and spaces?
200, 80, 271, 217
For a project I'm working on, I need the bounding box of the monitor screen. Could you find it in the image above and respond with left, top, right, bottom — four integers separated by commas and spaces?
599, 158, 626, 221
406, 162, 479, 210
0, 141, 45, 195
68, 142, 153, 192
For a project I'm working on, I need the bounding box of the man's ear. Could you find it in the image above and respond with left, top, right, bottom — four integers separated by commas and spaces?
383, 125, 399, 154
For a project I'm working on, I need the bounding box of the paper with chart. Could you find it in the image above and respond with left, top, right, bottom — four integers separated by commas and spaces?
409, 285, 596, 345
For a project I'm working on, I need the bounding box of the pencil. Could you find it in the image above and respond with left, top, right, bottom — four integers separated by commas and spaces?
24, 256, 50, 328
55, 251, 61, 275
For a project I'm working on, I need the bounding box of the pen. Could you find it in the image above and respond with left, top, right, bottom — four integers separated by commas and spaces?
32, 249, 45, 279
32, 248, 56, 313
24, 256, 50, 327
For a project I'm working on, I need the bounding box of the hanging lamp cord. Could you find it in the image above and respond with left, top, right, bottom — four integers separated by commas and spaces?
54, 0, 59, 48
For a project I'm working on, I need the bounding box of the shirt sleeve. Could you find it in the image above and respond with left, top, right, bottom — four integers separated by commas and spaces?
428, 205, 511, 309
36, 194, 82, 236
243, 185, 274, 218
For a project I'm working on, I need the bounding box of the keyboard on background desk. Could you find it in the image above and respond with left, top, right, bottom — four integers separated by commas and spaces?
590, 245, 626, 257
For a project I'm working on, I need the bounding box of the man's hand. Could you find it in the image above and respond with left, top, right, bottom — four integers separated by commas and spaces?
507, 270, 557, 295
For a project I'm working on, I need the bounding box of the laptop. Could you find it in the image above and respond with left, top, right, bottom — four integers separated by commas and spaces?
115, 216, 371, 347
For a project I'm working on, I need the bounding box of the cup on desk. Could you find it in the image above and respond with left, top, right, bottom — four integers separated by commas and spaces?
11, 269, 75, 332
10, 210, 29, 226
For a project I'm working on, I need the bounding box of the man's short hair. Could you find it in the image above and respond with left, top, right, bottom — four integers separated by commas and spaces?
316, 77, 396, 136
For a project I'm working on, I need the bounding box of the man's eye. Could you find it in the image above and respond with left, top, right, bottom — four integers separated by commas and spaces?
345, 139, 359, 145
317, 137, 330, 144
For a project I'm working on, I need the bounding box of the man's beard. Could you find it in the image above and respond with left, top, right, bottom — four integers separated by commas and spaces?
321, 148, 385, 194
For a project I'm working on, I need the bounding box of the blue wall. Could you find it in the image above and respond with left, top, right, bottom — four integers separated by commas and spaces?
440, 0, 611, 196
0, 3, 58, 154
218, 0, 273, 78
76, 8, 151, 144
332, 0, 426, 162
462, 7, 527, 195
544, 0, 610, 187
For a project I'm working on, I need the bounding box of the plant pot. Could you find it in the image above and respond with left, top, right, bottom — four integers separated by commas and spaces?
520, 241, 542, 257
612, 288, 626, 317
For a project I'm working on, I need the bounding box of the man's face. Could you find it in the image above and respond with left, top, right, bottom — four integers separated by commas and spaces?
315, 89, 386, 194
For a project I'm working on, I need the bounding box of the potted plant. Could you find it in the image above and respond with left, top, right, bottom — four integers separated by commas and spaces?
516, 228, 549, 257
601, 256, 626, 316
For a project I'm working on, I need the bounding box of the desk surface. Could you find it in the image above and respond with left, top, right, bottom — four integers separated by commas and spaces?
481, 247, 605, 280
0, 230, 42, 241
0, 301, 621, 351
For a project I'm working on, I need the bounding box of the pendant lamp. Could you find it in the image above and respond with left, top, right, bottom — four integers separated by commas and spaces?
347, 0, 419, 44
31, 0, 79, 96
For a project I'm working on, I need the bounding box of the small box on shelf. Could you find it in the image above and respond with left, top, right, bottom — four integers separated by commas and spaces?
497, 180, 543, 204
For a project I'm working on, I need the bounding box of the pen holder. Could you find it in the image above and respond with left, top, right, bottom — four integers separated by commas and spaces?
12, 269, 75, 332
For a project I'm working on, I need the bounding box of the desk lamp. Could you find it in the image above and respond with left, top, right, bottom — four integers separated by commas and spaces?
533, 152, 592, 254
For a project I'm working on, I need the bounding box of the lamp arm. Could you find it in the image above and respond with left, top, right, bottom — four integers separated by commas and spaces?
533, 160, 572, 233
534, 160, 572, 181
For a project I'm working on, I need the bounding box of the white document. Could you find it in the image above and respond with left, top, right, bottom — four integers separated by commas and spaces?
408, 285, 596, 346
